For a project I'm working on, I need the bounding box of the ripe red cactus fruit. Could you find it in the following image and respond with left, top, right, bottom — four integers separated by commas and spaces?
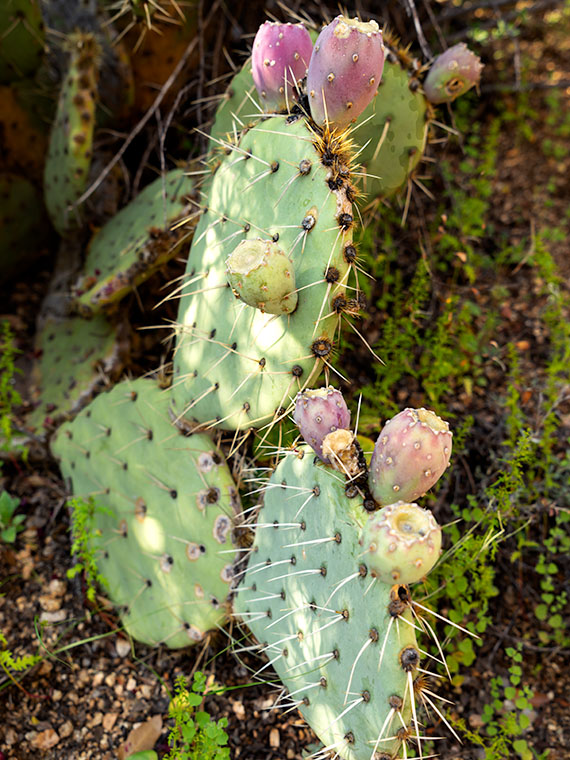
368, 408, 452, 506
423, 43, 483, 104
293, 386, 351, 461
306, 15, 385, 129
251, 21, 313, 112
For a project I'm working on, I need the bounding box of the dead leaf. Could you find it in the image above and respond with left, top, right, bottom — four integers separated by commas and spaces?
117, 714, 162, 760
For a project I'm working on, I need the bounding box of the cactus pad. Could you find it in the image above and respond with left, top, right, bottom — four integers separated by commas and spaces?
355, 58, 428, 201
73, 170, 197, 315
171, 115, 354, 431
52, 378, 240, 648
209, 62, 258, 154
0, 172, 49, 279
0, 0, 45, 83
43, 33, 99, 234
234, 448, 427, 759
25, 313, 122, 434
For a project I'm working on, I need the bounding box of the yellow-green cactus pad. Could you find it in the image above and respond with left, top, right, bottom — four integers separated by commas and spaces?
73, 170, 197, 315
52, 378, 240, 648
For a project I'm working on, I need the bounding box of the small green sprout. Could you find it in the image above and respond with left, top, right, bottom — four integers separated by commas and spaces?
0, 490, 25, 543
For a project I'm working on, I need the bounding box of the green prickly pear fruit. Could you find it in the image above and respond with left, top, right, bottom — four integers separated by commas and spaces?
293, 386, 351, 461
226, 238, 298, 315
307, 15, 384, 129
423, 43, 483, 104
359, 501, 442, 585
368, 408, 452, 506
251, 21, 313, 112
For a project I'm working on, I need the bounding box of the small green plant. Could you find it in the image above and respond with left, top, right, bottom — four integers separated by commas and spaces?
0, 490, 25, 542
66, 497, 110, 602
0, 631, 41, 690
0, 321, 23, 454
165, 671, 230, 760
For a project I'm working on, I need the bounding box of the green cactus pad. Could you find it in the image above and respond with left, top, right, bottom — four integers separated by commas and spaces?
355, 59, 428, 201
52, 378, 240, 648
209, 61, 258, 154
43, 33, 99, 235
73, 170, 197, 315
234, 448, 424, 759
171, 115, 353, 431
210, 55, 427, 204
0, 0, 45, 84
25, 313, 122, 435
0, 172, 49, 280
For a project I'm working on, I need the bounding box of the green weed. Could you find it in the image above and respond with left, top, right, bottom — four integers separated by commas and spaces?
165, 671, 230, 760
0, 321, 24, 455
67, 497, 110, 602
0, 490, 25, 543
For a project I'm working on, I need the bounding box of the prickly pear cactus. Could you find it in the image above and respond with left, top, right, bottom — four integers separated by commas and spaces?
355, 57, 428, 201
0, 0, 45, 83
0, 86, 48, 180
25, 313, 123, 435
52, 378, 240, 648
423, 43, 484, 104
306, 16, 384, 129
234, 448, 435, 759
209, 61, 257, 151
43, 32, 99, 234
73, 170, 197, 315
171, 115, 354, 431
0, 173, 49, 279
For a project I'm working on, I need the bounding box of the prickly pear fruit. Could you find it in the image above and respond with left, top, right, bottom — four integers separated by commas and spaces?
307, 15, 384, 129
368, 408, 452, 506
423, 43, 483, 104
293, 387, 351, 461
226, 238, 298, 315
251, 21, 313, 112
360, 501, 442, 584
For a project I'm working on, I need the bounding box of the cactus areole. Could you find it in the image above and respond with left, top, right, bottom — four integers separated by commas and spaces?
307, 15, 385, 129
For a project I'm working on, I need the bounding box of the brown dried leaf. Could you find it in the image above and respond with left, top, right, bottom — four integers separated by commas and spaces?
117, 714, 162, 760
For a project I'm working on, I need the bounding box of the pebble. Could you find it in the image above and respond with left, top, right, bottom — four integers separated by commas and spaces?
116, 638, 131, 658
31, 728, 60, 749
39, 609, 67, 624
59, 721, 73, 738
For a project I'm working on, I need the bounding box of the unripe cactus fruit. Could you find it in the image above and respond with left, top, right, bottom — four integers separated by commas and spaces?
226, 238, 298, 315
307, 15, 384, 129
251, 21, 313, 112
360, 502, 442, 584
369, 408, 452, 505
293, 386, 351, 461
423, 43, 483, 104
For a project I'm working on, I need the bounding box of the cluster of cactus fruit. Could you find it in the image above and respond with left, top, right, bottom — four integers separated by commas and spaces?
4, 5, 485, 758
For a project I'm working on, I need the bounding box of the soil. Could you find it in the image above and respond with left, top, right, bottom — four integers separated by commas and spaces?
1, 2, 570, 760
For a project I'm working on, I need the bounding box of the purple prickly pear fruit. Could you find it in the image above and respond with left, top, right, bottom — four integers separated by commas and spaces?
306, 15, 384, 129
251, 21, 313, 112
369, 408, 452, 506
359, 501, 442, 584
423, 43, 483, 104
293, 387, 351, 461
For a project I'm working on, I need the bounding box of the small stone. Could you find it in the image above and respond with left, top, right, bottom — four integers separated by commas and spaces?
102, 712, 118, 731
39, 609, 66, 623
104, 672, 116, 687
93, 672, 104, 687
232, 700, 246, 720
52, 689, 63, 701
269, 728, 280, 748
116, 637, 131, 658
126, 676, 137, 691
48, 579, 67, 597
32, 728, 60, 749
59, 721, 73, 738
